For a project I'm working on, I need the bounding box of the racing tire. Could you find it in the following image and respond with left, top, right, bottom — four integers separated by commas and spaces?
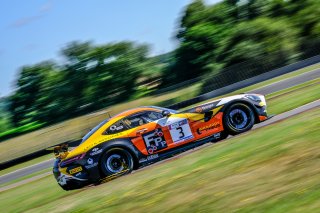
223, 103, 255, 135
100, 148, 134, 177
218, 131, 229, 141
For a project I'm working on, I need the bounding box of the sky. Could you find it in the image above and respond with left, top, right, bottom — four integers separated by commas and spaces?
0, 0, 220, 97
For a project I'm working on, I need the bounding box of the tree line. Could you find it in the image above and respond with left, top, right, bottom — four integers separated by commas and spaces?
1, 0, 319, 139
164, 0, 320, 84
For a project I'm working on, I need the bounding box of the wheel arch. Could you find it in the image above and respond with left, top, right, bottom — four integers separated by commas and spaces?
97, 139, 141, 170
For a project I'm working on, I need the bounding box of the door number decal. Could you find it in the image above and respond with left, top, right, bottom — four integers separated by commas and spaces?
169, 119, 193, 143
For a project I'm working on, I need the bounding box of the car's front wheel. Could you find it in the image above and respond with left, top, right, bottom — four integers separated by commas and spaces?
223, 103, 255, 135
100, 148, 134, 177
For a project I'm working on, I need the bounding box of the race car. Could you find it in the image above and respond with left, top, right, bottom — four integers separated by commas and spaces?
53, 94, 268, 190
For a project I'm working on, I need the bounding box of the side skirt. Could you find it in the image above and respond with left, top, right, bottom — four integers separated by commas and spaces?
138, 132, 223, 167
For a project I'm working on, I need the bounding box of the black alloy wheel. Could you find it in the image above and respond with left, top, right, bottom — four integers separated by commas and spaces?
100, 148, 134, 177
223, 103, 255, 135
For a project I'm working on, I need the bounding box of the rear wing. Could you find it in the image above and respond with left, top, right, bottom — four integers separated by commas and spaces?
47, 143, 69, 159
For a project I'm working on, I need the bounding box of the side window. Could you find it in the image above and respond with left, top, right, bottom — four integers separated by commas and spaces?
123, 111, 164, 129
143, 111, 163, 122
105, 120, 127, 135
123, 114, 147, 129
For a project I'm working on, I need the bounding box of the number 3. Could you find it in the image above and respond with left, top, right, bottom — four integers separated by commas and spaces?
176, 127, 185, 139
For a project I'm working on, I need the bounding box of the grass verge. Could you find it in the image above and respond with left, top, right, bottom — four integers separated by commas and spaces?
0, 108, 319, 212
267, 78, 319, 115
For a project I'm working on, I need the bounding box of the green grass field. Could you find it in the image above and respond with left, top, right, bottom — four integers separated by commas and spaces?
266, 79, 319, 115
0, 63, 319, 164
0, 108, 319, 212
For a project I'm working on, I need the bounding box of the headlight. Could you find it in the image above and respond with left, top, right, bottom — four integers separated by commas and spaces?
245, 95, 261, 102
259, 95, 267, 107
245, 94, 266, 107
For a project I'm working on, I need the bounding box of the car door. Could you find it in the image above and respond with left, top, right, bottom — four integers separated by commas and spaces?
142, 111, 197, 153
157, 115, 195, 147
186, 111, 224, 141
126, 110, 196, 156
125, 111, 169, 155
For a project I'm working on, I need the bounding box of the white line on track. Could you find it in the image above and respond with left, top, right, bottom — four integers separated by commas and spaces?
0, 158, 53, 178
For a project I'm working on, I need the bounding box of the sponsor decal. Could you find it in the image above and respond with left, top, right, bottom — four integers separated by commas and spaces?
213, 132, 221, 139
85, 157, 98, 169
110, 125, 124, 131
90, 147, 102, 156
85, 162, 98, 169
75, 172, 82, 177
57, 174, 68, 186
155, 129, 164, 137
147, 145, 157, 154
147, 154, 159, 161
168, 119, 188, 130
143, 129, 167, 154
139, 154, 159, 163
69, 166, 83, 175
197, 122, 221, 135
87, 158, 94, 165
139, 158, 148, 163
194, 103, 215, 113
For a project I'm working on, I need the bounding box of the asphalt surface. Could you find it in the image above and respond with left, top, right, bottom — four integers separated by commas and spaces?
249, 68, 320, 94
0, 159, 53, 185
0, 68, 319, 187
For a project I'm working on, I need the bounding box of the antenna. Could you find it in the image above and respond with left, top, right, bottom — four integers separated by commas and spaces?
107, 111, 112, 118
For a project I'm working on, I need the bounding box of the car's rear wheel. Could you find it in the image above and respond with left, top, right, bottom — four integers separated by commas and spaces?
223, 103, 255, 135
100, 148, 134, 177
218, 131, 229, 141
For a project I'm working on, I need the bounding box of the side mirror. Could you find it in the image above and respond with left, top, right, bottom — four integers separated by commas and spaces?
162, 110, 171, 117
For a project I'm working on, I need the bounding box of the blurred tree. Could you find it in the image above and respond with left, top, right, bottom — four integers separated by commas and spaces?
0, 97, 12, 132
8, 41, 151, 128
60, 41, 94, 114
167, 0, 319, 87
292, 0, 320, 57
166, 0, 218, 83
218, 17, 299, 67
9, 62, 55, 126
245, 0, 268, 19
267, 0, 288, 17
87, 42, 149, 107
32, 63, 67, 123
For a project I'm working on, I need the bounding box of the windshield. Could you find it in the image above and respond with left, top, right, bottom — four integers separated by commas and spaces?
148, 106, 178, 114
80, 119, 109, 144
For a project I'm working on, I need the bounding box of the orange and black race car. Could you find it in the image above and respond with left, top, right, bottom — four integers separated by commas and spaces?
53, 94, 268, 190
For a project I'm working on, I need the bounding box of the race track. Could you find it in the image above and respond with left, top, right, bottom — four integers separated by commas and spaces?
249, 68, 320, 94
